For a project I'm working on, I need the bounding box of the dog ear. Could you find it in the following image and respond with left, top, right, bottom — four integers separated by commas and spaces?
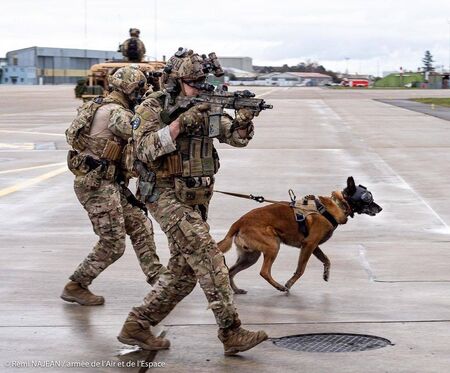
345, 176, 357, 195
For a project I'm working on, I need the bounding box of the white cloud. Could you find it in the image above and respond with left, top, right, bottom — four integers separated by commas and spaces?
2, 0, 450, 75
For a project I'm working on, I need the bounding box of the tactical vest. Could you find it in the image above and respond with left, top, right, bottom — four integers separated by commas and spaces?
157, 122, 220, 179
140, 92, 220, 179
66, 96, 122, 161
177, 136, 219, 177
127, 38, 140, 61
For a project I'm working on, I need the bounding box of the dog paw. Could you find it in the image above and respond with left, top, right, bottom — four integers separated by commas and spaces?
277, 285, 289, 292
234, 289, 247, 295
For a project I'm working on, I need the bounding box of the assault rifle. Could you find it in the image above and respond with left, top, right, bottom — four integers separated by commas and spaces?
160, 87, 273, 137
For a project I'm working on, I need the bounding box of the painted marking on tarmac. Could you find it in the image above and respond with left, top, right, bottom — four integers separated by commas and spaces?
0, 166, 67, 197
0, 162, 66, 175
366, 150, 450, 232
358, 244, 375, 282
0, 129, 65, 137
319, 100, 450, 231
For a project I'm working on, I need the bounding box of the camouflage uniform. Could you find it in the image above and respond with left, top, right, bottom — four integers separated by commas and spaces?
120, 28, 146, 62
118, 50, 267, 354
64, 67, 167, 302
128, 52, 253, 329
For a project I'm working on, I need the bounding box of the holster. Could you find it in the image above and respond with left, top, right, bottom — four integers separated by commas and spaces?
134, 160, 159, 203
68, 149, 116, 189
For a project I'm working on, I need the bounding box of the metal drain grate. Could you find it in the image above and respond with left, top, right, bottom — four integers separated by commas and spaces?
272, 333, 393, 353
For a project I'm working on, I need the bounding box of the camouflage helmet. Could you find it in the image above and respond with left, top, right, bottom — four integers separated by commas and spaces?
162, 47, 225, 94
108, 65, 147, 95
163, 48, 207, 83
129, 28, 140, 37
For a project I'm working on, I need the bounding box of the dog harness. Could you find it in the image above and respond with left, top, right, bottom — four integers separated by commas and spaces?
291, 195, 338, 236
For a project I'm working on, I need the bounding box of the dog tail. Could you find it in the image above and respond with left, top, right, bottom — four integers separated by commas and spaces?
217, 221, 241, 253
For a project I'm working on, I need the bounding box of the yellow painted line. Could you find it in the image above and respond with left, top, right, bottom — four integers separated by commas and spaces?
0, 162, 66, 175
0, 142, 34, 150
0, 166, 67, 197
0, 130, 65, 137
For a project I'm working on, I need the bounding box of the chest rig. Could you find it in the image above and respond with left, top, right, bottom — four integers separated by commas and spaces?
157, 95, 220, 179
176, 135, 219, 178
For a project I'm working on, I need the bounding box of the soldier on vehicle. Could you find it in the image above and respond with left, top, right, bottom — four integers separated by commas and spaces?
119, 28, 146, 62
61, 65, 168, 306
117, 48, 268, 355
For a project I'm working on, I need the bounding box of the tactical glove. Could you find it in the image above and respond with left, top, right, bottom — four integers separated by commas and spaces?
178, 103, 211, 134
234, 108, 254, 129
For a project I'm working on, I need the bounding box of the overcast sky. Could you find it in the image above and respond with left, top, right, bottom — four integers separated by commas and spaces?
2, 0, 450, 75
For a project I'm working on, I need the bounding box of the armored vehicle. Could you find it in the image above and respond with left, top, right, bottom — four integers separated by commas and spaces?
75, 61, 165, 101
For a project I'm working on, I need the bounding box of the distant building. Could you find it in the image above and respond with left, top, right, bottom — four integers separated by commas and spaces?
0, 57, 6, 83
255, 72, 332, 87
224, 67, 258, 81
0, 46, 122, 85
289, 72, 333, 86
338, 73, 372, 80
218, 56, 253, 72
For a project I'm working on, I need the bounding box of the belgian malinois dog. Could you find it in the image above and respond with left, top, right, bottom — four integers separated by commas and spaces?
218, 177, 382, 294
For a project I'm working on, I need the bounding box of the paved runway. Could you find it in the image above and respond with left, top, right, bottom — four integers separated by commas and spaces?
1, 85, 450, 372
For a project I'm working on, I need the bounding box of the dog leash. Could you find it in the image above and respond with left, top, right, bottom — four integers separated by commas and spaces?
214, 189, 297, 205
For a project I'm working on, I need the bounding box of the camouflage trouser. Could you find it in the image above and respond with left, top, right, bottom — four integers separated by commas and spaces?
70, 176, 167, 286
131, 187, 239, 329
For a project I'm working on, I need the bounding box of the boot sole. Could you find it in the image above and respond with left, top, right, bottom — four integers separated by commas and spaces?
60, 294, 104, 306
224, 334, 268, 356
117, 336, 170, 351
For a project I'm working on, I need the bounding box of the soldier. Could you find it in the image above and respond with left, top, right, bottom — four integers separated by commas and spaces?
61, 65, 168, 306
117, 49, 268, 355
119, 28, 146, 62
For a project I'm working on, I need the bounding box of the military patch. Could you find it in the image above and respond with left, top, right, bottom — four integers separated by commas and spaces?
132, 117, 141, 130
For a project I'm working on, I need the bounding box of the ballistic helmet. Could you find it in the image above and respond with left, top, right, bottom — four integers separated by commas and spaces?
161, 47, 224, 94
129, 28, 140, 37
108, 65, 147, 95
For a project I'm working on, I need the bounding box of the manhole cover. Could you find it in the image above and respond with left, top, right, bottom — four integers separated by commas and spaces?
272, 333, 393, 353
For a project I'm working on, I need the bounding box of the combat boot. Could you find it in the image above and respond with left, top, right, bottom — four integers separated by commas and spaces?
218, 325, 268, 356
117, 314, 170, 351
60, 281, 104, 306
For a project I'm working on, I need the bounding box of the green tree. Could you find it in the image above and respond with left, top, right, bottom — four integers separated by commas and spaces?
422, 50, 435, 72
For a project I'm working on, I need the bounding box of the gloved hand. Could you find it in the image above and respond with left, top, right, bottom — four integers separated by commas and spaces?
178, 103, 211, 134
234, 108, 254, 128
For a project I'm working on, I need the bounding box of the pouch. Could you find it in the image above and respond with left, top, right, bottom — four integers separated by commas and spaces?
67, 150, 88, 176
174, 178, 214, 206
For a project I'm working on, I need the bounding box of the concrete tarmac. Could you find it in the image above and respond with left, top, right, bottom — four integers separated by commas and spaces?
1, 86, 450, 372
